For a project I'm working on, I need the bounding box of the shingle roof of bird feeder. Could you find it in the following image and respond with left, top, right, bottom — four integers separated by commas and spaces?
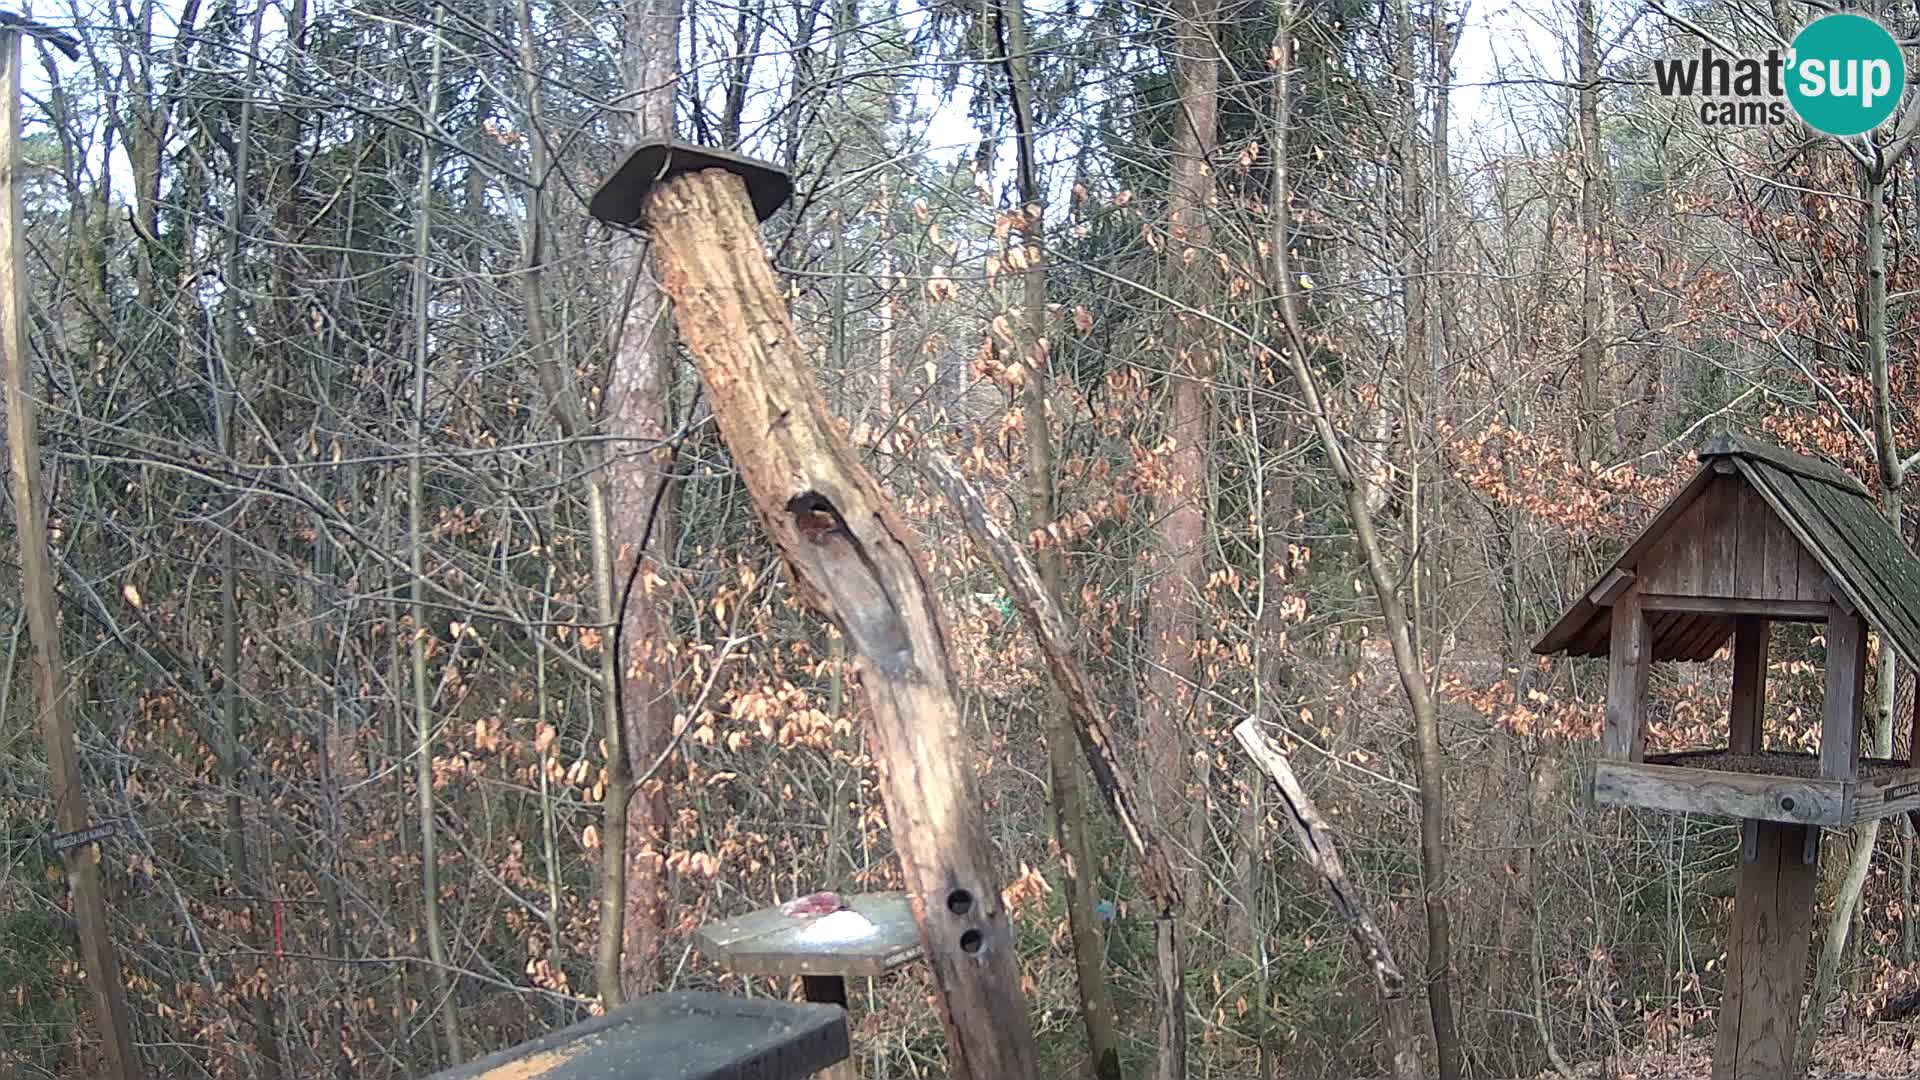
1534, 433, 1920, 670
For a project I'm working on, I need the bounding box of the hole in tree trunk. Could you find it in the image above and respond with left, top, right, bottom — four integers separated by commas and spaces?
946, 889, 973, 915
960, 929, 983, 954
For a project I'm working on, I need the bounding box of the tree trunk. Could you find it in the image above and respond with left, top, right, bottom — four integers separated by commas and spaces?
1795, 163, 1900, 1076
1269, 10, 1459, 1074
997, 0, 1120, 1073
641, 165, 1039, 1079
587, 0, 685, 1001
1575, 0, 1604, 466
215, 8, 283, 1071
407, 9, 461, 1063
1150, 0, 1218, 901
0, 30, 143, 1080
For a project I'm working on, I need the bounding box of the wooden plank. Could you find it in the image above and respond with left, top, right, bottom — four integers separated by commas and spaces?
1729, 479, 1778, 599
1673, 613, 1732, 662
1637, 595, 1829, 619
1593, 760, 1847, 826
1615, 462, 1720, 579
1539, 467, 1714, 657
1822, 607, 1869, 781
1586, 568, 1635, 606
1845, 765, 1920, 825
1730, 617, 1768, 753
1705, 476, 1740, 596
1642, 609, 1682, 662
1798, 557, 1832, 604
1536, 598, 1601, 657
1698, 616, 1738, 660
1639, 494, 1708, 596
1711, 822, 1819, 1080
1605, 589, 1650, 762
1571, 610, 1611, 657
1741, 463, 1872, 621
1759, 480, 1804, 601
431, 992, 849, 1080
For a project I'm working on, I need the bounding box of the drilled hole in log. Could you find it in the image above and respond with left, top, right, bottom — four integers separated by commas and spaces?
947, 889, 973, 916
960, 929, 983, 954
1781, 796, 1796, 812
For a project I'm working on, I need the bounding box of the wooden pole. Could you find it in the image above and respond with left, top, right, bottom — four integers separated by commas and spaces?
800, 976, 857, 1080
1604, 588, 1649, 762
1821, 607, 1869, 780
1712, 820, 1818, 1080
1729, 616, 1767, 753
638, 166, 1038, 1079
0, 29, 142, 1080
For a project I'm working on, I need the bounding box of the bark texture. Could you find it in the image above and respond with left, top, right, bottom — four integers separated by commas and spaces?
1, 33, 143, 1078
1146, 0, 1219, 895
643, 167, 1039, 1080
605, 0, 683, 1001
996, 0, 1121, 1069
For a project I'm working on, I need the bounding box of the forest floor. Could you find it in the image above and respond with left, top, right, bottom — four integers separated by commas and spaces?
1545, 1025, 1920, 1078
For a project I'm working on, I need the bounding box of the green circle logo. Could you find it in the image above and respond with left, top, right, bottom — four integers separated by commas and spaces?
1787, 13, 1906, 136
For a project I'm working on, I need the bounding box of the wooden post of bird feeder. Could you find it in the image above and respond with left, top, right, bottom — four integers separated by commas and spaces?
589, 141, 1038, 1080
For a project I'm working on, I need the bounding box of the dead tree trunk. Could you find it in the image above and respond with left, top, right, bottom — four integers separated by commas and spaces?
634, 163, 1038, 1080
1234, 719, 1423, 1080
920, 449, 1185, 914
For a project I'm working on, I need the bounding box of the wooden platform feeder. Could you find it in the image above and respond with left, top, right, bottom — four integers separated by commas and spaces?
695, 892, 922, 1080
1535, 433, 1920, 1079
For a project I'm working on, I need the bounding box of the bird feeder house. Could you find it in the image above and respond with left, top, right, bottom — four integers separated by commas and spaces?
1536, 433, 1920, 1079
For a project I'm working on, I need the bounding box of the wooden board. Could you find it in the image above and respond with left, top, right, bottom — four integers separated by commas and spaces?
1729, 617, 1766, 753
1821, 607, 1869, 781
1637, 595, 1828, 619
429, 991, 849, 1080
1705, 474, 1739, 596
1635, 475, 1827, 603
1604, 589, 1649, 762
1593, 760, 1847, 826
1712, 822, 1818, 1080
1846, 763, 1920, 824
1596, 754, 1920, 826
695, 892, 924, 979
